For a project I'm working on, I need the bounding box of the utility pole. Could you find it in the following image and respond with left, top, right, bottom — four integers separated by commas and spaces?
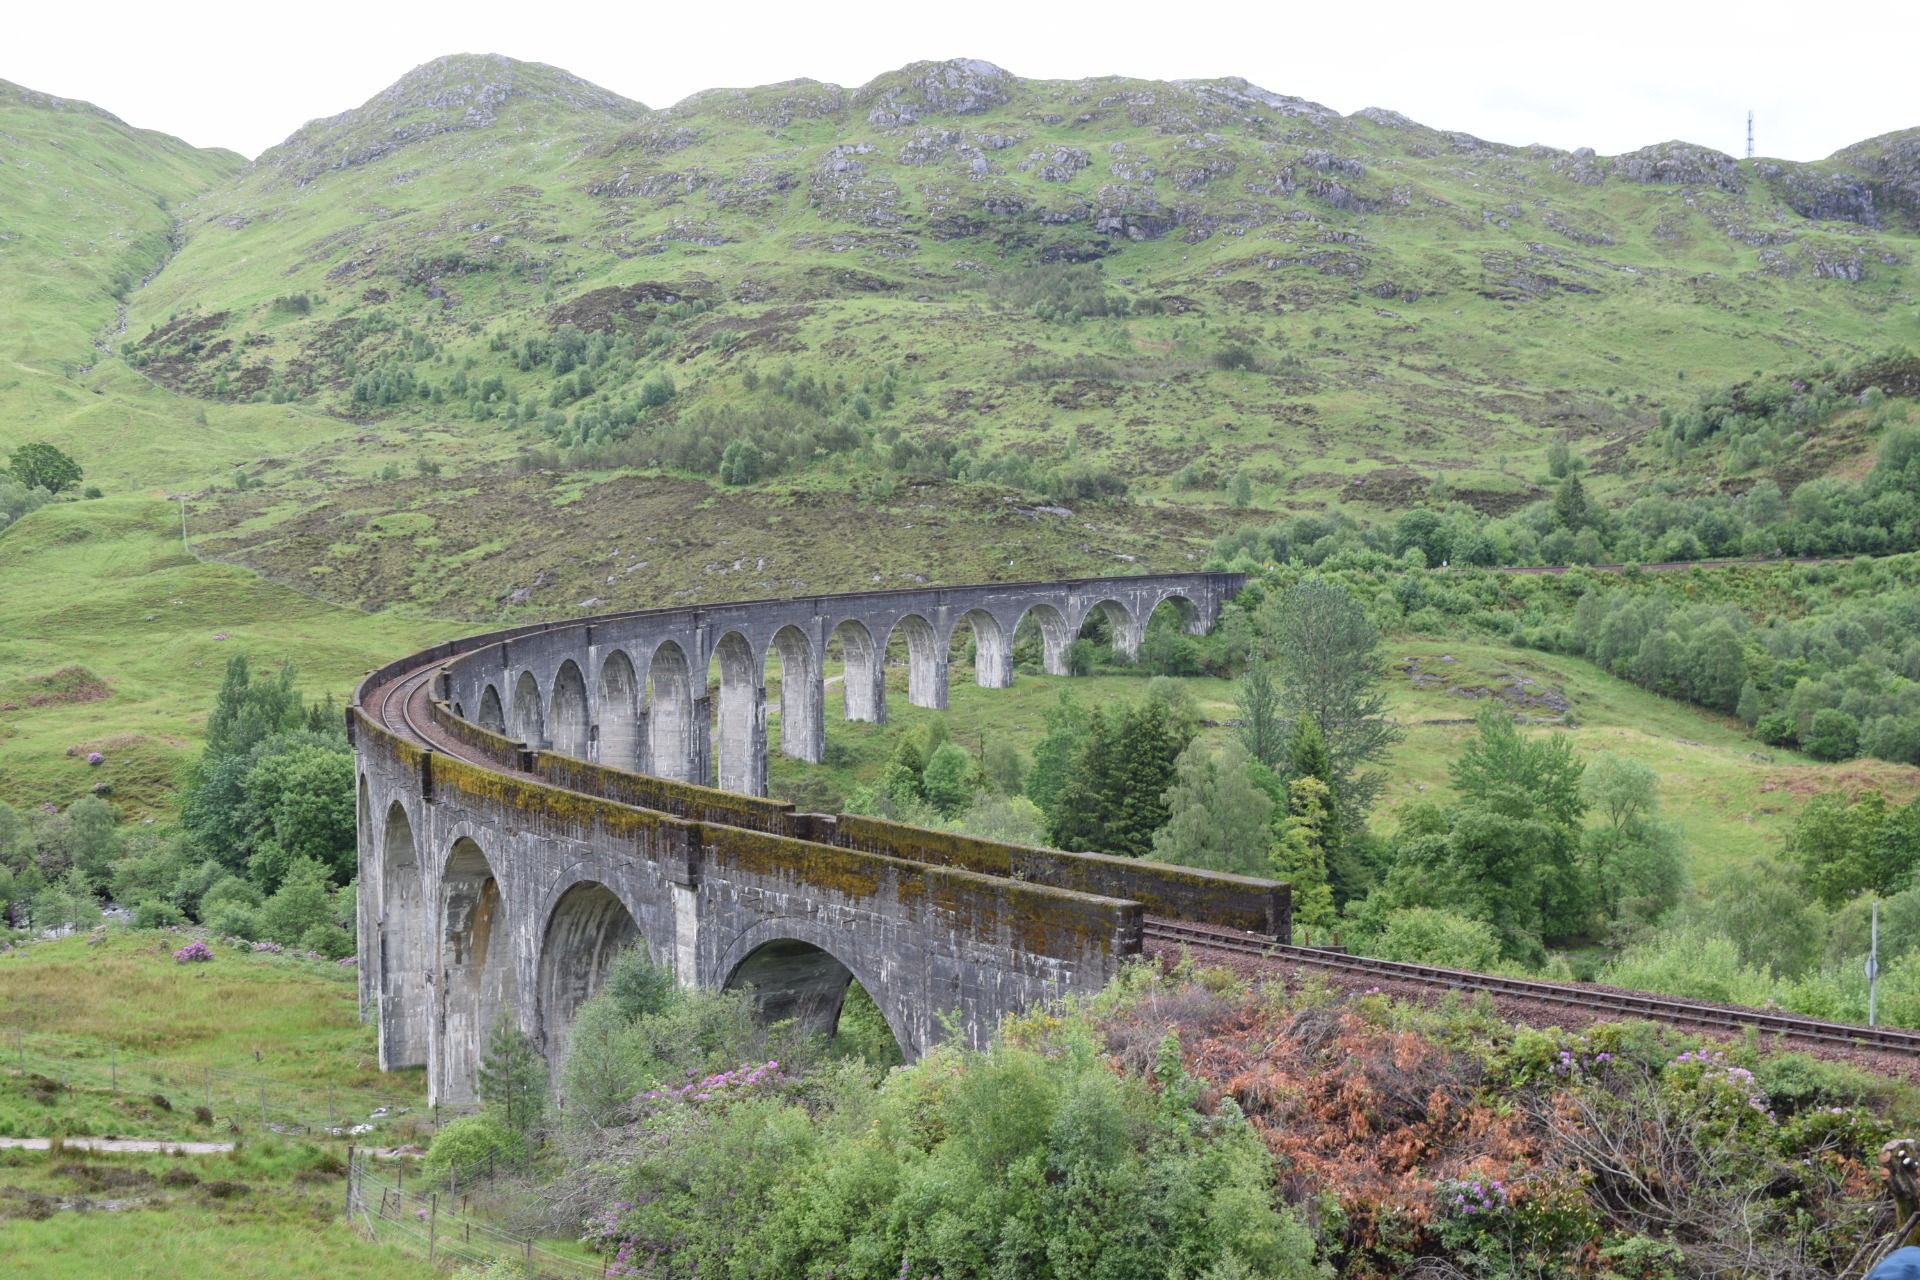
1747, 110, 1755, 160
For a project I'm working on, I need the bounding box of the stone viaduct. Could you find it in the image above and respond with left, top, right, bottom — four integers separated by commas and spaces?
351, 571, 1287, 1105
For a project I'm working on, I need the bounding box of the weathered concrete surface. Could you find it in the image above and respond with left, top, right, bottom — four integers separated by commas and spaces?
353, 573, 1279, 1105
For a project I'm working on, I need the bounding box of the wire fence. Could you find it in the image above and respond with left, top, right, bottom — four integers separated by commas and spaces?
1, 1026, 468, 1140
346, 1148, 612, 1278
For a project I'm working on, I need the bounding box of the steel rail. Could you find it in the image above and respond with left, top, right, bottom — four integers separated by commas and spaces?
1144, 920, 1920, 1055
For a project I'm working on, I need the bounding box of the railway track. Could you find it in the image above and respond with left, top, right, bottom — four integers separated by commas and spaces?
364, 653, 1918, 1064
1144, 920, 1920, 1057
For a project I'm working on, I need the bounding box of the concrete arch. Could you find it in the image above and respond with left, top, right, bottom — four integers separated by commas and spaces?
1148, 591, 1205, 634
645, 640, 698, 782
477, 684, 506, 733
510, 670, 546, 746
887, 613, 946, 710
548, 659, 590, 759
768, 624, 824, 764
1016, 602, 1073, 676
709, 631, 765, 795
719, 922, 912, 1059
830, 618, 884, 724
439, 835, 519, 1103
537, 881, 641, 1071
379, 800, 429, 1070
1077, 598, 1140, 662
597, 650, 643, 771
952, 607, 1012, 689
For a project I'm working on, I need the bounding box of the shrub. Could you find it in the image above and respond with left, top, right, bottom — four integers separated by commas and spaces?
132, 899, 184, 929
172, 940, 213, 964
420, 1114, 526, 1182
1373, 907, 1503, 970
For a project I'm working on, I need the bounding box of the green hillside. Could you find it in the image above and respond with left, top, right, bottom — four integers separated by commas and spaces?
3, 54, 1919, 808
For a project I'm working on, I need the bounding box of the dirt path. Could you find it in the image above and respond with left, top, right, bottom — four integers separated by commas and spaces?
0, 1136, 234, 1154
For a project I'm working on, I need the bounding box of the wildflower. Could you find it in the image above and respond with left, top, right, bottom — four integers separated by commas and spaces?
173, 940, 213, 964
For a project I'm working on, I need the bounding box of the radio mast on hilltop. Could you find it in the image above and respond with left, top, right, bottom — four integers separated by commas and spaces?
1747, 110, 1755, 159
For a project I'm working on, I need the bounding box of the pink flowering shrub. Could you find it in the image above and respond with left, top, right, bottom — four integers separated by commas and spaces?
173, 940, 213, 964
86, 751, 104, 766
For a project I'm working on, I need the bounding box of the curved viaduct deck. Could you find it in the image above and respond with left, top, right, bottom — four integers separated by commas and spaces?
350, 572, 1289, 1105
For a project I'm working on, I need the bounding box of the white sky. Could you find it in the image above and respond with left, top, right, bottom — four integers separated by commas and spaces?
8, 0, 1916, 162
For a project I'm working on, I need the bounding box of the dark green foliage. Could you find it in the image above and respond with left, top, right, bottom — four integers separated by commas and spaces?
987, 262, 1130, 322
717, 437, 763, 485
921, 741, 976, 816
1258, 576, 1401, 826
7, 441, 82, 495
478, 1009, 547, 1137
1047, 699, 1191, 857
1786, 790, 1920, 908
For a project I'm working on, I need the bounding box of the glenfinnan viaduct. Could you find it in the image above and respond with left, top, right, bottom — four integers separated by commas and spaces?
351, 572, 1288, 1104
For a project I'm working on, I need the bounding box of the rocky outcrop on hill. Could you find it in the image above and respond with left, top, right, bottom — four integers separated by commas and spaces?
257, 53, 646, 186
1609, 141, 1743, 192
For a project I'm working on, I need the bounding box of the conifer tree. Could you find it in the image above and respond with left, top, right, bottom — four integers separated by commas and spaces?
478, 1009, 547, 1137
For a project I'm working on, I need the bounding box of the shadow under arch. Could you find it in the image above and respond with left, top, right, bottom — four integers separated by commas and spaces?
1014, 601, 1072, 676
722, 934, 911, 1060
537, 882, 640, 1071
510, 670, 546, 746
767, 623, 823, 763
477, 684, 506, 733
548, 659, 590, 759
1075, 597, 1139, 663
950, 607, 1011, 688
379, 800, 429, 1069
709, 631, 762, 794
439, 836, 519, 1104
886, 613, 943, 710
597, 650, 643, 771
828, 618, 883, 723
646, 640, 697, 782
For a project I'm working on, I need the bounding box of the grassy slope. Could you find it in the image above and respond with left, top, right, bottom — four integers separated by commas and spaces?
0, 498, 458, 813
2, 57, 1917, 861
0, 931, 426, 1278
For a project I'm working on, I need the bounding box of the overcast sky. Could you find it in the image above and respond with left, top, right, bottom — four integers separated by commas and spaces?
8, 0, 1916, 162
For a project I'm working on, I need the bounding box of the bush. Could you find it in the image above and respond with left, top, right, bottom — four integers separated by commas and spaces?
420, 1114, 526, 1182
1373, 907, 1503, 970
1805, 709, 1860, 761
132, 899, 185, 929
207, 902, 261, 940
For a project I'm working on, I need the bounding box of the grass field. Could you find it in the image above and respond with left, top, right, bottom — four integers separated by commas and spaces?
0, 927, 432, 1277
0, 1143, 428, 1280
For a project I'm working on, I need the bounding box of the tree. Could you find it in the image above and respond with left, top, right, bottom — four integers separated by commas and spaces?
1234, 650, 1285, 768
1049, 701, 1188, 858
1258, 577, 1402, 825
921, 741, 976, 816
1026, 691, 1090, 817
1579, 754, 1685, 921
1269, 775, 1336, 931
7, 441, 82, 495
1152, 739, 1273, 876
1552, 472, 1591, 531
1787, 790, 1905, 907
259, 856, 338, 945
479, 1009, 548, 1137
719, 439, 763, 485
1805, 708, 1860, 762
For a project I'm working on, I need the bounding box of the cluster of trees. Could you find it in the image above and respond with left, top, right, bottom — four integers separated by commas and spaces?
0, 657, 358, 951
1554, 583, 1920, 763
1601, 787, 1920, 1026
2, 442, 87, 532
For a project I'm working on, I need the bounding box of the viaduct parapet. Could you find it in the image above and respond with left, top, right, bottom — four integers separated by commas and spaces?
351, 572, 1284, 1105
